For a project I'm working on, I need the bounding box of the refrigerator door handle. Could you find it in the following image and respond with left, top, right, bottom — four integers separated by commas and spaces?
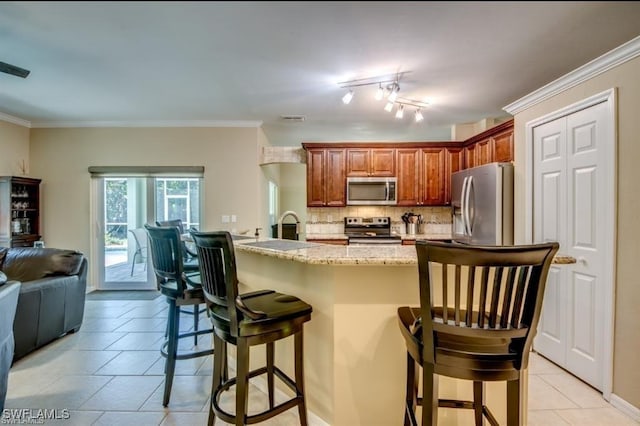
461, 176, 469, 235
464, 175, 473, 236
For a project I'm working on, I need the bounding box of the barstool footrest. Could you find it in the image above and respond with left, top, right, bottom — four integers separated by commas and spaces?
160, 328, 215, 360
211, 365, 304, 425
437, 399, 499, 426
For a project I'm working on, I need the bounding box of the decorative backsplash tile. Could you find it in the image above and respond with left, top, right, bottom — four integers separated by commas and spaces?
306, 206, 452, 235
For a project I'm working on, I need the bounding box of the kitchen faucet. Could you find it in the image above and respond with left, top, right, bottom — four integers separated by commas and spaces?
277, 210, 300, 240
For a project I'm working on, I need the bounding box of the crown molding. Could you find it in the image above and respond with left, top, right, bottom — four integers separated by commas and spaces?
504, 35, 640, 115
29, 120, 263, 129
0, 112, 31, 128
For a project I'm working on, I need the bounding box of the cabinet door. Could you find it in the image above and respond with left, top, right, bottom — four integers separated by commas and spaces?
445, 148, 464, 205
306, 149, 326, 206
493, 129, 514, 162
346, 148, 395, 176
370, 149, 395, 176
475, 138, 494, 166
325, 149, 346, 206
346, 149, 370, 176
396, 149, 421, 206
464, 144, 476, 169
421, 148, 446, 205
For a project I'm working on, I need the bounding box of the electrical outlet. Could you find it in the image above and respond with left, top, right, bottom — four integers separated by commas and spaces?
327, 214, 333, 223
222, 215, 230, 223
231, 215, 237, 223
311, 215, 318, 223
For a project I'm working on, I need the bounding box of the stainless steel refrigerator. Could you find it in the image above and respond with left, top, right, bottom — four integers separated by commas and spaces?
451, 162, 514, 245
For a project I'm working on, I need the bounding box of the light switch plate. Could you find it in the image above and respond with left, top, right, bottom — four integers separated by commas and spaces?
222, 215, 230, 223
231, 215, 237, 223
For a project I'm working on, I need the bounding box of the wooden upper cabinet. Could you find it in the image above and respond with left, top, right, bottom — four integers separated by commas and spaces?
396, 149, 421, 206
475, 137, 494, 166
396, 147, 446, 206
493, 128, 514, 162
346, 148, 395, 177
462, 118, 514, 167
445, 148, 464, 205
325, 149, 347, 206
421, 148, 446, 205
305, 148, 346, 207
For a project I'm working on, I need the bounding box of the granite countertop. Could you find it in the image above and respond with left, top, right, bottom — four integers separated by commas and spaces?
234, 238, 576, 266
305, 233, 453, 241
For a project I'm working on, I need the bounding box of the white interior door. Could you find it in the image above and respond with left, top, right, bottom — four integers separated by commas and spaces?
533, 101, 609, 391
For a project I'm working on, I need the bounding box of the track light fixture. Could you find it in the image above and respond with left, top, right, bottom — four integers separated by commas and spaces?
338, 72, 428, 123
395, 104, 404, 119
342, 89, 354, 104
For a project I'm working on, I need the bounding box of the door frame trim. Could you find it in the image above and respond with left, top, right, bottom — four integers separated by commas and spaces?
524, 88, 617, 400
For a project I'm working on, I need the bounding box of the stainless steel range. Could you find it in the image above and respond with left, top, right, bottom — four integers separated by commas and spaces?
344, 217, 402, 245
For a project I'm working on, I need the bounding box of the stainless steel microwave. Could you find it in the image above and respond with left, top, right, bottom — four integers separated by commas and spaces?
346, 177, 397, 205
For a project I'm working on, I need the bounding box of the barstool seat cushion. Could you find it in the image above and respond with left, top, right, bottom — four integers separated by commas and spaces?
209, 290, 312, 337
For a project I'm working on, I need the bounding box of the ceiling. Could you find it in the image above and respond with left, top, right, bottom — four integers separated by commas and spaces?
1, 2, 640, 146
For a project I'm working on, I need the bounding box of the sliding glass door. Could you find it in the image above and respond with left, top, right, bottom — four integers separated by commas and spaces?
92, 175, 202, 290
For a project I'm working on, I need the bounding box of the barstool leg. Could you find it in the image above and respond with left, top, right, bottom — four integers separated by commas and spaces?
163, 300, 180, 406
473, 381, 485, 426
404, 352, 419, 426
422, 363, 439, 426
193, 305, 199, 345
267, 342, 275, 409
209, 334, 224, 426
506, 373, 523, 426
235, 339, 250, 426
294, 331, 308, 426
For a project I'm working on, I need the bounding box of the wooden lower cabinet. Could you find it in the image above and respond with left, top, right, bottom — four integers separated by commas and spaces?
306, 239, 348, 245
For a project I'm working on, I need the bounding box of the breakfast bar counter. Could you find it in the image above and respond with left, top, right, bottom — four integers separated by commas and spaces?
234, 237, 557, 426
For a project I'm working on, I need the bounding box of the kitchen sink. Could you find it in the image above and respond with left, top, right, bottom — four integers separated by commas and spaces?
231, 234, 255, 241
240, 240, 321, 251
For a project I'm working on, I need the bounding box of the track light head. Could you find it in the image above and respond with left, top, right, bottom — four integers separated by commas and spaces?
342, 90, 354, 104
395, 104, 404, 119
384, 101, 394, 112
375, 83, 384, 101
415, 109, 424, 122
387, 83, 399, 103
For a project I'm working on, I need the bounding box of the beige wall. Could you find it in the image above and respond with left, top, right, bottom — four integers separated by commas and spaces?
512, 55, 640, 407
28, 126, 265, 272
0, 120, 30, 176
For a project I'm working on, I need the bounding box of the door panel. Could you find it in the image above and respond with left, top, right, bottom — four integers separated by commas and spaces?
533, 101, 608, 391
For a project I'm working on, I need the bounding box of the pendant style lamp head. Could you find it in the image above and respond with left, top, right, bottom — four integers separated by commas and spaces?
342, 89, 354, 104
415, 109, 424, 122
384, 101, 394, 112
375, 83, 384, 101
387, 82, 399, 103
395, 104, 404, 119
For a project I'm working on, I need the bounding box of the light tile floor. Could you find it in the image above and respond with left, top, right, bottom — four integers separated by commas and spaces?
5, 296, 638, 425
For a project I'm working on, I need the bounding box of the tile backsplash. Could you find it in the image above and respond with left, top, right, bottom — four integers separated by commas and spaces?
306, 206, 452, 235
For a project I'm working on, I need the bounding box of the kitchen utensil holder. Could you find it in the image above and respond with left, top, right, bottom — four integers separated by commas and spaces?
407, 223, 417, 235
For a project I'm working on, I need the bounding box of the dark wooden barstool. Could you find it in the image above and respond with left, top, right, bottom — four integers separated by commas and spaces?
144, 224, 215, 407
398, 240, 558, 425
190, 230, 312, 426
156, 219, 203, 345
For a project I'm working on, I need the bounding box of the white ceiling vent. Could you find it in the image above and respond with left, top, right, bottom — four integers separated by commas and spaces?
279, 115, 306, 122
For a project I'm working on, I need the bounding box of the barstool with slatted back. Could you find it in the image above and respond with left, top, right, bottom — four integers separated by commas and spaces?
398, 240, 558, 426
190, 230, 312, 426
144, 224, 215, 407
156, 219, 204, 345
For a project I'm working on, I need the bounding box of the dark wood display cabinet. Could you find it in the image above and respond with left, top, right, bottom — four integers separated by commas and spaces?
0, 176, 42, 247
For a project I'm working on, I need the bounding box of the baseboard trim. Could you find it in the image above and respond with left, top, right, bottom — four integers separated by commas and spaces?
610, 393, 640, 422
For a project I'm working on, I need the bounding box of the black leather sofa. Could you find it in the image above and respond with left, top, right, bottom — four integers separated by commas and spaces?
0, 247, 87, 361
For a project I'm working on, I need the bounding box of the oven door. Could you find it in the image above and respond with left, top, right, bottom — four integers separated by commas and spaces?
348, 237, 402, 245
